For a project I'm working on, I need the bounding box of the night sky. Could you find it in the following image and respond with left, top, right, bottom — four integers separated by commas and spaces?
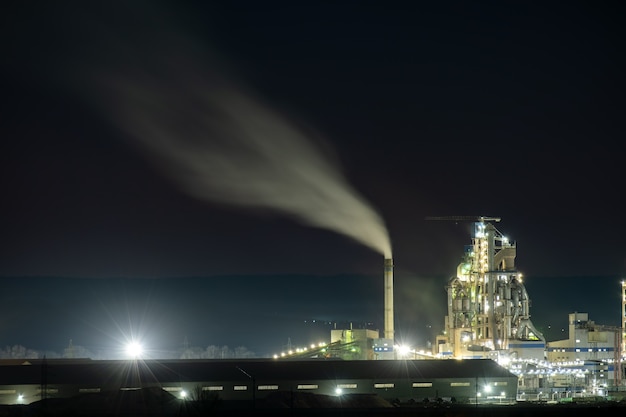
2, 1, 625, 357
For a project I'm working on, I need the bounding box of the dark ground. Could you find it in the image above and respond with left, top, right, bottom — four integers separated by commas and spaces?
1, 389, 625, 417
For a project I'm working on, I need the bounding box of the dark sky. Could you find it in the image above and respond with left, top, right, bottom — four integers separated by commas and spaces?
2, 1, 625, 356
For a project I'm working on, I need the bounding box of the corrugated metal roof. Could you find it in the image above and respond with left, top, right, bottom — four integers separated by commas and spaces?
0, 358, 515, 385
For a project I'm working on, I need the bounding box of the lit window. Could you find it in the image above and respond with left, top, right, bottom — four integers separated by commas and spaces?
79, 388, 101, 393
374, 383, 394, 389
202, 386, 223, 391
258, 385, 279, 391
36, 388, 58, 394
412, 382, 432, 388
297, 384, 318, 390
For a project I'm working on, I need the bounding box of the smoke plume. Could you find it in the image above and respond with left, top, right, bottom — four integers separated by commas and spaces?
87, 6, 392, 259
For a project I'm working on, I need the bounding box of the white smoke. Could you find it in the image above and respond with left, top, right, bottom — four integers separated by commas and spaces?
88, 6, 392, 259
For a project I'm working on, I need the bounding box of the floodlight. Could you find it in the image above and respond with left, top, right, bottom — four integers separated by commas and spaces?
125, 342, 143, 358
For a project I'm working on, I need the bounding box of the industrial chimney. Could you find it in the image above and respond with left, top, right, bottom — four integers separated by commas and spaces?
384, 258, 394, 341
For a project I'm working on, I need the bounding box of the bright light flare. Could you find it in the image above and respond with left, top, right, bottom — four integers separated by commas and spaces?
396, 344, 412, 358
125, 342, 143, 358
498, 355, 511, 366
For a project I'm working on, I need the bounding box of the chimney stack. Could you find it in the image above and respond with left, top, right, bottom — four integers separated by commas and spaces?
384, 258, 394, 341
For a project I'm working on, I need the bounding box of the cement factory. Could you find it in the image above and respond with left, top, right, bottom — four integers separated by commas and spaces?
1, 217, 624, 407
283, 216, 626, 401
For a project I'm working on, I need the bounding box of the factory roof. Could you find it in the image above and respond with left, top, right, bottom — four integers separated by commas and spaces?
0, 358, 515, 385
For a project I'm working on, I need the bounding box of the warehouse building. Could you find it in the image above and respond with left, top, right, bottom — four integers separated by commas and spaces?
0, 358, 517, 406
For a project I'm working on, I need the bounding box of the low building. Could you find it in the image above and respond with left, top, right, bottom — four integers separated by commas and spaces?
0, 358, 518, 406
547, 312, 619, 364
543, 312, 623, 394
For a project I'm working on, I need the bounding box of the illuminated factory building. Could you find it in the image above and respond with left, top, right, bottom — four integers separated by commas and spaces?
290, 218, 625, 392
295, 257, 395, 361
1, 219, 625, 406
321, 217, 626, 397
429, 218, 625, 398
546, 312, 621, 364
434, 218, 545, 361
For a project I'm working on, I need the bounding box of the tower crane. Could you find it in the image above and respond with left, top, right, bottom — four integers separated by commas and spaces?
425, 216, 501, 223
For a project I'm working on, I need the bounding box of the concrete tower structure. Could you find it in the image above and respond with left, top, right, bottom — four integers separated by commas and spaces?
436, 218, 545, 360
